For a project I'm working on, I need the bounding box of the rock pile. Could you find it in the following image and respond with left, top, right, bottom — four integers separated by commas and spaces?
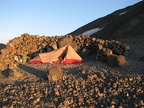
0, 33, 62, 71
0, 33, 131, 72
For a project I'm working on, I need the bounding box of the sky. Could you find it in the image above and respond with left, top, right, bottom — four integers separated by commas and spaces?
0, 0, 142, 44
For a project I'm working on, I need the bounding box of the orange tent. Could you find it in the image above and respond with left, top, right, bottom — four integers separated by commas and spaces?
28, 44, 83, 64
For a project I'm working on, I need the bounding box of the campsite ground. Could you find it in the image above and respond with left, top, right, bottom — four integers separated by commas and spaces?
0, 38, 144, 107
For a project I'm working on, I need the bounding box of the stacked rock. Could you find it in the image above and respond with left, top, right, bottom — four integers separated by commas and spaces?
0, 33, 62, 71
0, 33, 131, 71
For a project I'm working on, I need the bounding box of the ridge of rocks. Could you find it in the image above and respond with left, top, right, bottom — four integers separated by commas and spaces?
0, 33, 131, 72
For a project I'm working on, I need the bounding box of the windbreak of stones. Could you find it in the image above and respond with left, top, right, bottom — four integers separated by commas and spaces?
0, 33, 131, 72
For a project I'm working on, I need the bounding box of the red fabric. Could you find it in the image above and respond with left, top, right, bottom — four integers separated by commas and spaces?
28, 59, 83, 64
28, 60, 48, 64
62, 59, 83, 64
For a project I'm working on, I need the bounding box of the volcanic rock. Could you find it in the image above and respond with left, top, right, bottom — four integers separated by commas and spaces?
107, 54, 126, 67
0, 33, 131, 72
102, 48, 113, 56
47, 65, 63, 82
57, 36, 78, 51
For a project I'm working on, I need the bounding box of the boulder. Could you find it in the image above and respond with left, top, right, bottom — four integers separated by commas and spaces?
58, 36, 72, 48
97, 39, 105, 45
117, 55, 126, 67
102, 48, 113, 56
47, 65, 63, 82
57, 36, 78, 51
97, 44, 103, 50
107, 54, 126, 67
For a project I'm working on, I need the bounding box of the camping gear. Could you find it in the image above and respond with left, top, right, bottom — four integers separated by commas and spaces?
21, 54, 30, 63
28, 44, 83, 64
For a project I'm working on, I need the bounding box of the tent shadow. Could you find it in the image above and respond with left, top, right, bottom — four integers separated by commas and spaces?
18, 64, 48, 80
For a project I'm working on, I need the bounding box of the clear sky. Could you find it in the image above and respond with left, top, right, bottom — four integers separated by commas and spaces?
0, 0, 142, 44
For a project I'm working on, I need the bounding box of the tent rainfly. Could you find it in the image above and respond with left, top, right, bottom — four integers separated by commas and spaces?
28, 44, 83, 64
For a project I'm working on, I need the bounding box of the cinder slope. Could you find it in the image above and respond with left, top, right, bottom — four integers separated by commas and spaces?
69, 1, 144, 40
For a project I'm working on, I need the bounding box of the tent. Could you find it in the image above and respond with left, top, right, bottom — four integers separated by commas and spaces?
28, 44, 83, 64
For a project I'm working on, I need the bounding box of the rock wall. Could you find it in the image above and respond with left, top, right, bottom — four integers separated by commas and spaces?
0, 33, 131, 72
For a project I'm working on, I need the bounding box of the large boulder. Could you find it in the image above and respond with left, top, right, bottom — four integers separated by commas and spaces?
57, 36, 78, 51
47, 65, 63, 82
107, 54, 126, 67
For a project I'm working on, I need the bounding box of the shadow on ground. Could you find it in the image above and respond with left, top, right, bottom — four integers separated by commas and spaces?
1, 68, 10, 77
18, 64, 48, 80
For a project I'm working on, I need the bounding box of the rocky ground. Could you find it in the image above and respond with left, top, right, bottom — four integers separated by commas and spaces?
0, 38, 144, 108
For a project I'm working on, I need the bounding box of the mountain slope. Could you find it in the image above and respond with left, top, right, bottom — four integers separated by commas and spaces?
69, 1, 144, 40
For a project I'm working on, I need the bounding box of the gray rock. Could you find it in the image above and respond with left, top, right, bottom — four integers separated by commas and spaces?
58, 36, 72, 48
107, 54, 126, 67
57, 36, 78, 51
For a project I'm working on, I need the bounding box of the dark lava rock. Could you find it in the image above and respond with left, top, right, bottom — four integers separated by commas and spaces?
107, 54, 126, 67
